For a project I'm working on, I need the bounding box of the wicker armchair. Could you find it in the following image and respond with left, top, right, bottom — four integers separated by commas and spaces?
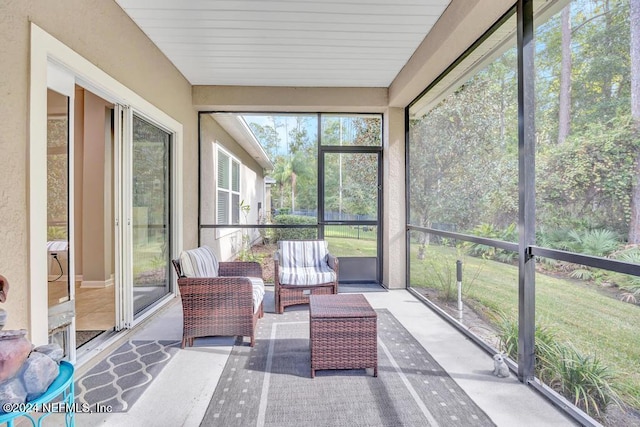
274, 240, 339, 314
172, 249, 264, 348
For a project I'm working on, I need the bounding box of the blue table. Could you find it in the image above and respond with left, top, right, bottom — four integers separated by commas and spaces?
0, 360, 75, 426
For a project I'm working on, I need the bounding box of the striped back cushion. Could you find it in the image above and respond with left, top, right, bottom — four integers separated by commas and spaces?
279, 240, 328, 268
180, 246, 219, 277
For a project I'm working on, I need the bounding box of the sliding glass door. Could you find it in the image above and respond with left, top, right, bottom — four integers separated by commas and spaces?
130, 115, 172, 316
33, 46, 181, 359
47, 85, 75, 358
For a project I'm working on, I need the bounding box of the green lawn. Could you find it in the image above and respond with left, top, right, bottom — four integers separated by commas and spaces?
324, 232, 377, 257
410, 242, 640, 404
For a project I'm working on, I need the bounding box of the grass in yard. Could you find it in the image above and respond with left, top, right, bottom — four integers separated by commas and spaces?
325, 235, 377, 257
410, 242, 640, 407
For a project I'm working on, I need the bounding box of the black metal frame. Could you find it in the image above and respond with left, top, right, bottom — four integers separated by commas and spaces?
404, 1, 611, 425
406, 225, 518, 252
197, 111, 384, 284
517, 0, 536, 385
319, 143, 383, 284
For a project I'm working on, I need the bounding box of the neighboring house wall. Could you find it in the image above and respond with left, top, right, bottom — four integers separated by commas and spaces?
0, 0, 198, 333
199, 114, 265, 261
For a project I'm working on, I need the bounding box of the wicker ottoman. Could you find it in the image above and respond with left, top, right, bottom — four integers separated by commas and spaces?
309, 294, 377, 378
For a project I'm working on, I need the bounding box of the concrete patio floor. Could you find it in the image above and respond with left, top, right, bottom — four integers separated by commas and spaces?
57, 287, 575, 426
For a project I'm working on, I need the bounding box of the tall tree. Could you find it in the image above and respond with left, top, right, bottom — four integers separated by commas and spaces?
247, 122, 280, 160
272, 157, 292, 209
628, 0, 640, 243
558, 3, 572, 144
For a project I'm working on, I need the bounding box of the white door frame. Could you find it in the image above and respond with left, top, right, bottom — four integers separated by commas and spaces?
29, 23, 183, 348
46, 61, 77, 361
113, 104, 135, 331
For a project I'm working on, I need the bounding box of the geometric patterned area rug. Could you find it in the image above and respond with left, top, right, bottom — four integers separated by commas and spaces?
200, 309, 495, 427
75, 340, 179, 412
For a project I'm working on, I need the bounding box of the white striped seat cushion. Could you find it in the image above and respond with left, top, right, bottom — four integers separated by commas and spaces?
180, 246, 219, 278
279, 265, 336, 286
249, 277, 265, 313
279, 240, 328, 268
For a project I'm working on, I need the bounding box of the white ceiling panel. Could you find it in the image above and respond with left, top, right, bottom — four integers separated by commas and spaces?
116, 0, 451, 87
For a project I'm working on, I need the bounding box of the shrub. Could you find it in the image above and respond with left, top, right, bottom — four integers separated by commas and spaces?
537, 227, 573, 250
272, 214, 317, 241
465, 223, 517, 263
237, 249, 264, 263
422, 248, 480, 302
537, 228, 619, 256
495, 313, 557, 375
537, 228, 621, 283
496, 314, 518, 359
573, 229, 620, 257
545, 344, 619, 420
496, 315, 619, 420
465, 223, 499, 259
607, 247, 640, 303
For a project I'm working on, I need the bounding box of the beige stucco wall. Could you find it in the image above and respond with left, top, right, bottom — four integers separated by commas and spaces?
390, 0, 515, 107
193, 86, 389, 113
0, 0, 197, 332
199, 114, 265, 261
383, 108, 406, 289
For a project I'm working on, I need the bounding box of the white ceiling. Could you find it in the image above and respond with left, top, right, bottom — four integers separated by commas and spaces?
115, 0, 451, 87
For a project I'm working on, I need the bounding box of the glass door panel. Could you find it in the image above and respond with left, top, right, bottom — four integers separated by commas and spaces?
47, 89, 71, 306
322, 152, 380, 283
320, 114, 382, 147
47, 82, 75, 359
132, 115, 171, 316
324, 225, 378, 256
323, 152, 379, 223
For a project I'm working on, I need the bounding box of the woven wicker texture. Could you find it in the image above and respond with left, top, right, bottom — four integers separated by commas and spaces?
274, 240, 339, 314
309, 294, 377, 378
172, 259, 264, 348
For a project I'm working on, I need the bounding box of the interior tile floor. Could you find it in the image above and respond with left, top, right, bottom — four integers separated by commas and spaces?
48, 280, 115, 331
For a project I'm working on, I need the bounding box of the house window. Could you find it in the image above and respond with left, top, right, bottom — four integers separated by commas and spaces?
217, 147, 241, 224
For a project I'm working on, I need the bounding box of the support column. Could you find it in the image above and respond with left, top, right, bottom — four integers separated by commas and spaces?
383, 108, 406, 289
517, 0, 536, 383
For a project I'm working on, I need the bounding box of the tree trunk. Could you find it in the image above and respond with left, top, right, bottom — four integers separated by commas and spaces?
279, 184, 284, 209
558, 4, 572, 144
632, 0, 640, 122
628, 0, 640, 243
500, 74, 506, 145
602, 0, 614, 107
291, 172, 297, 213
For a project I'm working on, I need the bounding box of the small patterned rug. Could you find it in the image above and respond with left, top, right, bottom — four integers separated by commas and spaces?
75, 340, 179, 412
201, 309, 495, 427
